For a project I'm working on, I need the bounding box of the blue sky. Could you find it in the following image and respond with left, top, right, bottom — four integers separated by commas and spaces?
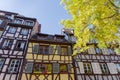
0, 0, 71, 34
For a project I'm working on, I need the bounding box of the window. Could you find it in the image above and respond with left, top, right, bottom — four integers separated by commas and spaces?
55, 37, 64, 42
16, 41, 25, 50
0, 31, 3, 37
0, 58, 5, 71
83, 63, 92, 74
8, 59, 20, 73
115, 64, 120, 73
108, 48, 114, 54
100, 63, 109, 74
32, 45, 39, 53
0, 19, 3, 24
53, 63, 59, 73
5, 15, 11, 19
25, 20, 33, 26
21, 28, 28, 35
39, 45, 49, 54
33, 63, 52, 74
60, 64, 67, 73
61, 47, 68, 55
95, 48, 102, 54
25, 62, 33, 73
2, 39, 13, 49
8, 27, 17, 33
14, 19, 23, 24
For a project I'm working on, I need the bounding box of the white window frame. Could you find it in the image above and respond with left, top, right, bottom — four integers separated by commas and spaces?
14, 18, 23, 24
16, 41, 25, 50
115, 64, 120, 73
3, 39, 13, 49
25, 20, 34, 26
108, 48, 114, 54
95, 48, 102, 54
8, 59, 20, 73
21, 28, 28, 35
8, 27, 17, 33
83, 63, 92, 74
100, 63, 109, 74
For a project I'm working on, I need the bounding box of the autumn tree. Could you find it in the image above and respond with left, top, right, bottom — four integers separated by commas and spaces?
61, 0, 120, 55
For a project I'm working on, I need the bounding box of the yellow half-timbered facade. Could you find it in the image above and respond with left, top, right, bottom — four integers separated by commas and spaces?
21, 33, 75, 80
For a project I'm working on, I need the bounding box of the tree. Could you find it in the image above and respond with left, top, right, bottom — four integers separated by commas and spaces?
61, 0, 120, 55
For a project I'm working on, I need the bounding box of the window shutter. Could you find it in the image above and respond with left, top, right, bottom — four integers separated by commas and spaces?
32, 45, 39, 53
49, 46, 54, 54
107, 63, 118, 74
53, 63, 59, 73
68, 47, 72, 56
91, 63, 102, 74
78, 62, 84, 73
102, 48, 108, 54
25, 63, 33, 73
57, 46, 61, 55
67, 64, 72, 73
88, 47, 95, 54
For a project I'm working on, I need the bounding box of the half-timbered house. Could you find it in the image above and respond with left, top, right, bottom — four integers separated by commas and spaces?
21, 33, 75, 80
0, 10, 120, 80
0, 10, 40, 80
63, 28, 120, 80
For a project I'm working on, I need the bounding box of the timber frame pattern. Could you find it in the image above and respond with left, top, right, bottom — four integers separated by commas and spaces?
0, 10, 120, 80
73, 46, 120, 80
21, 34, 75, 80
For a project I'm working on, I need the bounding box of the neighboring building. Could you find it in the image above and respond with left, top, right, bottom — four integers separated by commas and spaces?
0, 10, 40, 80
74, 46, 120, 80
0, 10, 120, 80
63, 28, 120, 80
21, 33, 74, 80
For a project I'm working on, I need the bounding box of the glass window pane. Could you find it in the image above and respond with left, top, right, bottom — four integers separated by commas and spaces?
8, 59, 20, 73
0, 58, 5, 70
8, 27, 17, 33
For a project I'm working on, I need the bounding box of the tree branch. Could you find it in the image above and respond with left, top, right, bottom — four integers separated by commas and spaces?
108, 0, 120, 9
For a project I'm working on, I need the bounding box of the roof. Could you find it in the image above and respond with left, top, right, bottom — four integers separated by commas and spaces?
30, 33, 72, 45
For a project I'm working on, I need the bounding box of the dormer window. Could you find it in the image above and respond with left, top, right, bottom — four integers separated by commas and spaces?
14, 18, 23, 24
55, 37, 64, 42
108, 48, 114, 54
25, 20, 34, 26
39, 36, 47, 40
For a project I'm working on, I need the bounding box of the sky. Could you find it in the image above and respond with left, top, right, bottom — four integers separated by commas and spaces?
0, 0, 71, 35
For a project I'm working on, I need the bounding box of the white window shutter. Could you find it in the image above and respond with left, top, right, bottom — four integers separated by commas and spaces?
102, 48, 108, 54
91, 63, 102, 74
25, 63, 33, 73
88, 47, 95, 54
107, 63, 118, 74
78, 62, 84, 73
53, 63, 59, 73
